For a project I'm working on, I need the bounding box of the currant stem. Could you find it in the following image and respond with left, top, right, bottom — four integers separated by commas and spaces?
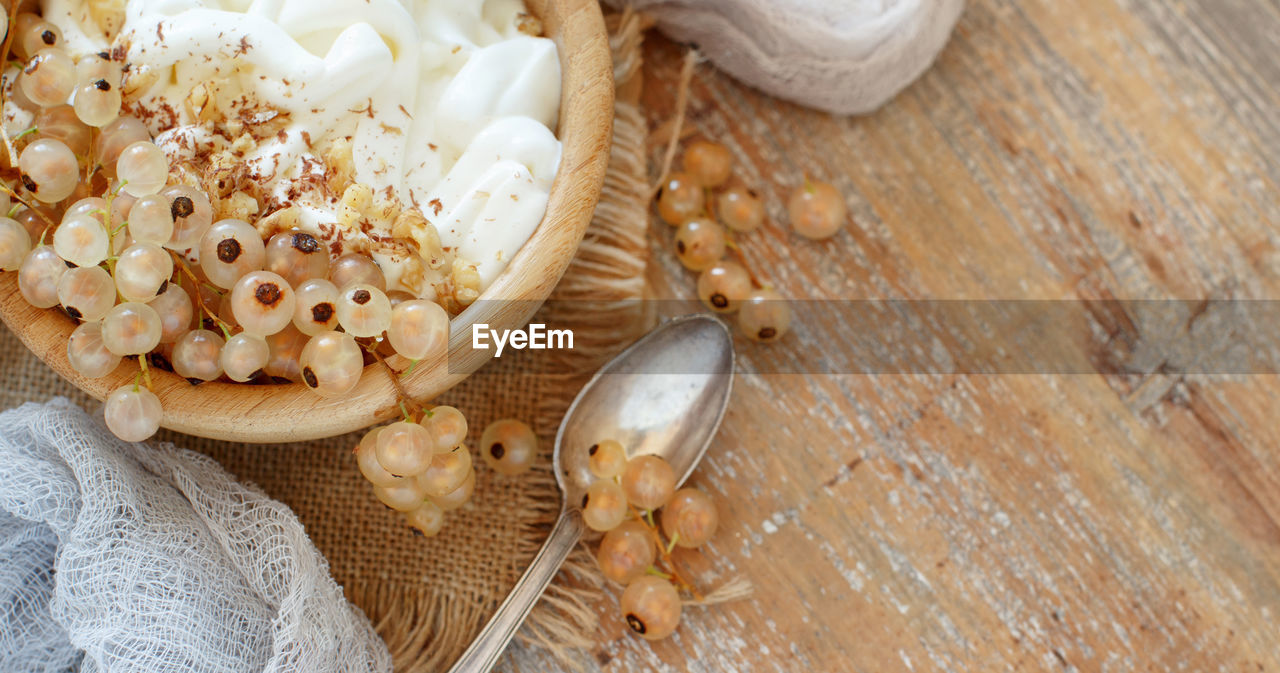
138, 354, 152, 390
371, 347, 425, 419
645, 566, 673, 580
629, 505, 703, 600
171, 252, 233, 334
0, 185, 55, 228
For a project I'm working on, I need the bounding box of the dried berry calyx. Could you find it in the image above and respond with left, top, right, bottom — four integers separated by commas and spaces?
216, 239, 242, 263
255, 283, 282, 306
291, 232, 321, 253
171, 195, 195, 219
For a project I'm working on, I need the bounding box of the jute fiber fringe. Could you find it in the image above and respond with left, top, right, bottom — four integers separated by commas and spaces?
0, 10, 653, 673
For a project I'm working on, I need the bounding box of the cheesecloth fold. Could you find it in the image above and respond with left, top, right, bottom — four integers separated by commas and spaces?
0, 398, 391, 673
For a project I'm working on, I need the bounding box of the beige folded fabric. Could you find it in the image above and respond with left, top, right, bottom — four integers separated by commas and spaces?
606, 0, 965, 115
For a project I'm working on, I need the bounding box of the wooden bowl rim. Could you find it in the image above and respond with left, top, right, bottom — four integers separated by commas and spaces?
0, 0, 615, 443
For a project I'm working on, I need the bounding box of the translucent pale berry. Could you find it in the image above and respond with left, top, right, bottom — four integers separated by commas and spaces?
20, 48, 76, 108
335, 283, 391, 337
199, 219, 265, 289
18, 246, 66, 308
14, 207, 53, 243
6, 72, 40, 111
357, 427, 403, 487
57, 265, 116, 322
15, 15, 63, 60
587, 439, 628, 479
0, 217, 33, 271
148, 283, 193, 343
582, 479, 628, 532
126, 194, 174, 246
116, 141, 169, 197
405, 502, 445, 537
265, 231, 330, 288
34, 105, 91, 157
738, 288, 790, 343
110, 192, 137, 230
162, 185, 214, 250
414, 445, 472, 497
787, 181, 847, 240
220, 333, 270, 382
263, 324, 307, 382
299, 330, 363, 397
115, 243, 173, 302
329, 253, 386, 291
101, 302, 163, 356
52, 215, 109, 268
64, 197, 107, 224
20, 138, 79, 203
620, 455, 676, 511
682, 140, 732, 188
596, 520, 655, 585
425, 406, 468, 452
76, 52, 121, 89
673, 218, 726, 272
292, 278, 340, 335
230, 270, 296, 336
386, 290, 415, 308
374, 480, 428, 512
376, 421, 435, 478
428, 469, 475, 511
95, 116, 149, 179
73, 78, 121, 127
620, 576, 681, 640
696, 260, 752, 314
67, 321, 121, 379
388, 299, 449, 360
661, 488, 719, 548
104, 385, 163, 442
172, 329, 225, 382
716, 186, 764, 233
479, 418, 537, 476
656, 172, 704, 225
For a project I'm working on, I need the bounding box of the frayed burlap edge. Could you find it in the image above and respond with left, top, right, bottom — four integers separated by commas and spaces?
357, 9, 655, 672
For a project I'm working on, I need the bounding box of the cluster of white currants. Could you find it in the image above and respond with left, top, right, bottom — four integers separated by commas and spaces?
657, 139, 849, 342
357, 414, 536, 537
578, 440, 720, 641
0, 12, 452, 443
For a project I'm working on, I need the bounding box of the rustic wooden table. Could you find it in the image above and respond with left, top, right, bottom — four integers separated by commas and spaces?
509, 0, 1280, 670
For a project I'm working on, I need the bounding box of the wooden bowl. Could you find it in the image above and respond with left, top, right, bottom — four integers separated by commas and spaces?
0, 0, 614, 443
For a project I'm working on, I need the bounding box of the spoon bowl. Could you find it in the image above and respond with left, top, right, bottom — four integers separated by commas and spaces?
450, 314, 735, 673
555, 313, 736, 506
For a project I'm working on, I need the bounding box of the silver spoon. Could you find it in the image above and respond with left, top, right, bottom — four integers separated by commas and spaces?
448, 313, 735, 673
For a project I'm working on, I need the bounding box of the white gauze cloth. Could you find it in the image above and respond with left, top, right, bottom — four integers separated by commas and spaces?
606, 0, 966, 115
0, 398, 392, 673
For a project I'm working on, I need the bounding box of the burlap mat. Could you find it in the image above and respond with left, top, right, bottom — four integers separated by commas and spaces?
0, 10, 652, 672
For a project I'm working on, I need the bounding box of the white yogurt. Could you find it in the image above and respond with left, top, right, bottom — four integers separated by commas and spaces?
39, 0, 562, 291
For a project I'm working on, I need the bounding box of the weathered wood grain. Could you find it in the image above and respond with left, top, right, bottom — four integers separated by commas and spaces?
507, 0, 1280, 670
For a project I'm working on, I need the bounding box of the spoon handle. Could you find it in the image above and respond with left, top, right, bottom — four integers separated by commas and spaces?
447, 506, 585, 673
